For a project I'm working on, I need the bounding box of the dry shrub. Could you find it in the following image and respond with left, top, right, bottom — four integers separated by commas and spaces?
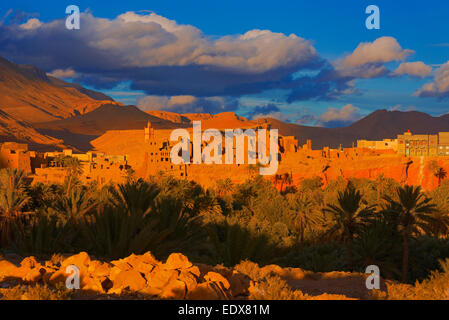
0, 283, 72, 300
380, 258, 449, 300
249, 275, 307, 300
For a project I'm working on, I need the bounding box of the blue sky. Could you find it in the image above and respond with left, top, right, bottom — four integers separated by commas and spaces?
1, 0, 449, 126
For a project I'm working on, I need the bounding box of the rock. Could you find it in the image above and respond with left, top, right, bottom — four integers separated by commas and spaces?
0, 260, 21, 280
178, 270, 198, 292
147, 268, 178, 289
123, 254, 156, 274
160, 279, 186, 299
108, 266, 125, 282
204, 272, 230, 290
111, 270, 147, 293
23, 268, 46, 282
186, 265, 201, 278
228, 271, 251, 297
134, 262, 154, 275
101, 277, 114, 292
61, 252, 90, 268
139, 252, 159, 265
121, 254, 156, 275
186, 282, 226, 300
87, 261, 111, 278
20, 257, 40, 269
48, 269, 69, 286
81, 276, 104, 293
139, 286, 162, 297
164, 253, 192, 270
110, 259, 132, 272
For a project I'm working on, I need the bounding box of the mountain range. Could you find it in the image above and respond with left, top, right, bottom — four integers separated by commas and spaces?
1, 55, 449, 151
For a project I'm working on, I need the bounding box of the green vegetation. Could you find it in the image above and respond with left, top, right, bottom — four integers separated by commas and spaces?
1, 168, 449, 284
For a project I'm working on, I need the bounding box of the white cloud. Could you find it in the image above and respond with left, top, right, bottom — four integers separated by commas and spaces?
415, 61, 449, 99
137, 95, 238, 114
0, 11, 324, 97
391, 61, 432, 78
20, 18, 42, 30
335, 37, 414, 78
47, 68, 77, 79
78, 11, 318, 73
316, 104, 361, 127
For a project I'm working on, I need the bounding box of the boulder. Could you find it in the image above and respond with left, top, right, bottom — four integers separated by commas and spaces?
204, 272, 230, 290
48, 269, 69, 286
110, 259, 132, 272
186, 282, 226, 300
61, 252, 90, 268
228, 271, 251, 297
139, 286, 162, 297
81, 276, 105, 293
186, 265, 201, 278
160, 279, 186, 299
178, 270, 198, 292
0, 260, 21, 280
20, 257, 40, 269
87, 261, 111, 278
23, 268, 46, 282
164, 253, 192, 270
147, 268, 178, 289
111, 269, 147, 293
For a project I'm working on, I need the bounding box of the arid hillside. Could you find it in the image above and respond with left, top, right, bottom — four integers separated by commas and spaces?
34, 104, 186, 136
0, 109, 65, 150
0, 56, 116, 124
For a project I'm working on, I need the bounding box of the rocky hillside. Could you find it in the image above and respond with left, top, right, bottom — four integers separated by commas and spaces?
0, 109, 64, 150
0, 56, 116, 124
1, 252, 447, 300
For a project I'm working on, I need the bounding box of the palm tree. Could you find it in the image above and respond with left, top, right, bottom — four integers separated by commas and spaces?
323, 183, 374, 270
435, 167, 447, 187
216, 178, 234, 197
428, 161, 447, 187
383, 185, 437, 282
0, 168, 31, 246
111, 179, 160, 214
55, 156, 83, 195
0, 168, 30, 216
55, 187, 97, 220
287, 193, 324, 243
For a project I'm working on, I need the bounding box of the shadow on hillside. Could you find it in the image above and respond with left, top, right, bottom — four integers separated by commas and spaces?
35, 128, 99, 152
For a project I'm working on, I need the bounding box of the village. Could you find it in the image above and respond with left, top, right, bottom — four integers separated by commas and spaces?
2, 121, 449, 189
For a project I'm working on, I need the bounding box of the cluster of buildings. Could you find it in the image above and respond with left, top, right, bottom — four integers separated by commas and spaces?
4, 127, 449, 186
357, 130, 449, 157
142, 121, 302, 178
0, 142, 131, 185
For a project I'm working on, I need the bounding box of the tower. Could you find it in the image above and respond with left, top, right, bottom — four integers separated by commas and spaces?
144, 121, 154, 142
